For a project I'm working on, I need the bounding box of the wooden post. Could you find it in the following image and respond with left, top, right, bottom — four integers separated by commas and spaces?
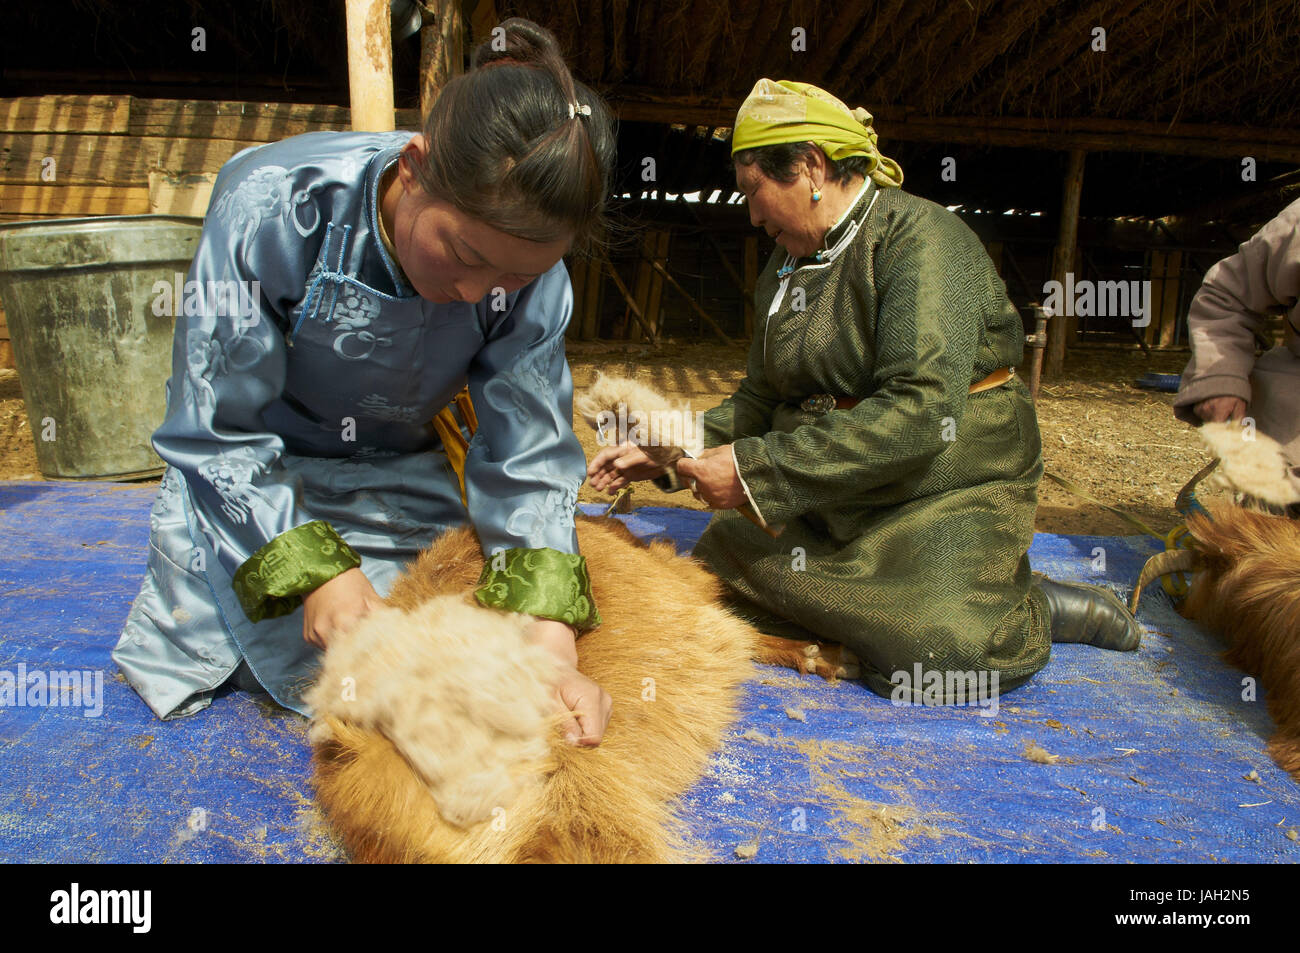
346, 0, 396, 132
645, 231, 670, 340
629, 232, 656, 341
1067, 245, 1082, 348
1160, 251, 1182, 348
1047, 149, 1086, 376
420, 1, 464, 117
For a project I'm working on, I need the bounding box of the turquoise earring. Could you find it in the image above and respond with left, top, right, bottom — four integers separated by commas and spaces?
812, 189, 822, 202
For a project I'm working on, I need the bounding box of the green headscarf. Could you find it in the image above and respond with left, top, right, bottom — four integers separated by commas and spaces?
731, 78, 904, 188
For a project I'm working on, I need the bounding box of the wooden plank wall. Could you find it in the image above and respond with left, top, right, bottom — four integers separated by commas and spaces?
0, 94, 420, 368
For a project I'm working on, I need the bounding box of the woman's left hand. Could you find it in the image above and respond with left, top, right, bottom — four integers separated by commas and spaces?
676, 445, 747, 510
527, 618, 612, 746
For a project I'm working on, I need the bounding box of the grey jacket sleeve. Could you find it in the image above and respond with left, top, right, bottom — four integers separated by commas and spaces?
1173, 198, 1300, 424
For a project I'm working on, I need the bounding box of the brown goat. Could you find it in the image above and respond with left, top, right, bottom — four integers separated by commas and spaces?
1180, 506, 1300, 780
1131, 421, 1300, 782
305, 513, 856, 862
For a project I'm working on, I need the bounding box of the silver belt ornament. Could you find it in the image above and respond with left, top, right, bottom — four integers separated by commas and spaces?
801, 394, 838, 414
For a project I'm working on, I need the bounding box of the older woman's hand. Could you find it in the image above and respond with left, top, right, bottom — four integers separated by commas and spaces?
587, 441, 667, 492
677, 445, 747, 510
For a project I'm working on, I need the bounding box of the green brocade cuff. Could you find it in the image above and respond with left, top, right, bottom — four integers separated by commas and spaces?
232, 521, 362, 623
475, 548, 602, 632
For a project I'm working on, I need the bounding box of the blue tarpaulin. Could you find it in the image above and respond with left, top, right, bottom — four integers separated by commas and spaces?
1, 480, 1296, 862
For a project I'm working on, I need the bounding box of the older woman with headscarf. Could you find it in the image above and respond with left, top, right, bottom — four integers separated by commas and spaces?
589, 79, 1140, 704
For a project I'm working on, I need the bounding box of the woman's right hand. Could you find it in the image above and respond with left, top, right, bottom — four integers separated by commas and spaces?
587, 441, 666, 493
302, 567, 384, 649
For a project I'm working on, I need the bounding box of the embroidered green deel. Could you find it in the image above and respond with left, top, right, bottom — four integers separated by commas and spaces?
474, 547, 602, 632
232, 520, 362, 622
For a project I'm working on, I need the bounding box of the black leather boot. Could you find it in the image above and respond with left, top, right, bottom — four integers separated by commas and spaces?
1034, 576, 1142, 651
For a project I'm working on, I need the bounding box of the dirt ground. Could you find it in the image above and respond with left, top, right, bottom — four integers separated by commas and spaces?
1, 343, 1212, 536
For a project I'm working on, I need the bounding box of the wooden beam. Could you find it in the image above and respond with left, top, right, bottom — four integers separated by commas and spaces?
0, 133, 277, 186
645, 231, 669, 340
606, 92, 1300, 161
648, 259, 733, 345
141, 137, 267, 174
630, 232, 655, 341
148, 171, 217, 218
1047, 150, 1086, 377
420, 0, 464, 117
601, 256, 658, 343
123, 99, 422, 141
0, 184, 150, 216
345, 0, 396, 132
129, 100, 343, 139
0, 95, 130, 135
1, 133, 148, 186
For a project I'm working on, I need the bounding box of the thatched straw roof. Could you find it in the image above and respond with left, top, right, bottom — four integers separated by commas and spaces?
4, 1, 1297, 223
529, 0, 1299, 128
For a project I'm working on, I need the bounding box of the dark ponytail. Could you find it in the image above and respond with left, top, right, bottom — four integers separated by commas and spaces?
410, 17, 615, 252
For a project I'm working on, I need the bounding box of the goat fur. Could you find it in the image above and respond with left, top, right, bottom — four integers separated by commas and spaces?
307, 374, 861, 860
1181, 505, 1300, 781
1141, 422, 1300, 782
574, 370, 704, 465
307, 515, 763, 862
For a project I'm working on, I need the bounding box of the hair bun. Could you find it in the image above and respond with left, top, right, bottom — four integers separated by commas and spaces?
471, 17, 564, 71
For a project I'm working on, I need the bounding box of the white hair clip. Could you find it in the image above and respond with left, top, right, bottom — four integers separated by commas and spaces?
568, 102, 592, 119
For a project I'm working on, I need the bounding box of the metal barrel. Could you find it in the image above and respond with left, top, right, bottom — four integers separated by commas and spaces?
0, 215, 202, 480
